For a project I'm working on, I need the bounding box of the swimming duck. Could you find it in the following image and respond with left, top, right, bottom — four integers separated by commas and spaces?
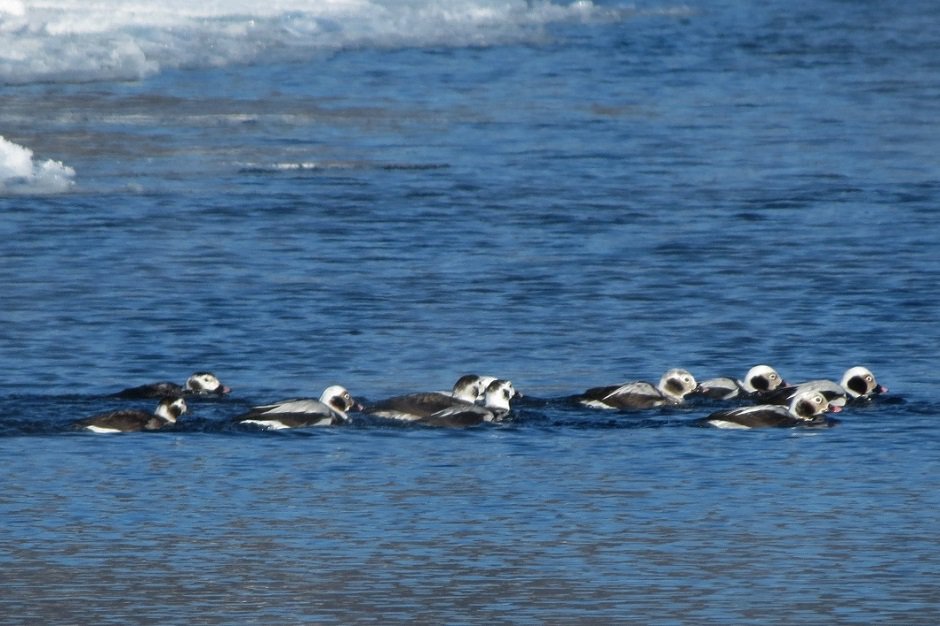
759, 366, 886, 408
77, 397, 187, 433
235, 385, 360, 430
364, 374, 504, 421
578, 368, 701, 410
702, 390, 839, 429
698, 364, 787, 401
114, 371, 231, 399
417, 379, 519, 427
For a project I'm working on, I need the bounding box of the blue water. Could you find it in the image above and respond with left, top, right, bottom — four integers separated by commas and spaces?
3, 1, 940, 623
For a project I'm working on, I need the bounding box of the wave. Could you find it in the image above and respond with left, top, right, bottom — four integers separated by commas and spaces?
0, 0, 646, 85
0, 135, 75, 193
237, 160, 450, 174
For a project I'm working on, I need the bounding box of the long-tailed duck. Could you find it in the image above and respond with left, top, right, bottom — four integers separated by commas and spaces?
114, 372, 231, 399
578, 368, 701, 410
417, 379, 519, 427
364, 374, 502, 421
77, 397, 187, 433
235, 385, 360, 430
698, 364, 787, 400
759, 366, 886, 408
702, 390, 839, 429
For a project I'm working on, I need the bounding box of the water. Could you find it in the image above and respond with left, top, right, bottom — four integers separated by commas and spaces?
2, 0, 940, 622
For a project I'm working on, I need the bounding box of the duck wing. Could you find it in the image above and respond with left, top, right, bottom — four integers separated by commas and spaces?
113, 382, 183, 399
78, 409, 163, 432
235, 398, 342, 428
697, 377, 742, 400
759, 381, 846, 407
580, 381, 663, 409
704, 405, 795, 429
417, 404, 496, 428
365, 392, 472, 420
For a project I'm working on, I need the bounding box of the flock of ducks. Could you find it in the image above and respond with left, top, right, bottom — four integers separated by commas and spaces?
75, 365, 888, 433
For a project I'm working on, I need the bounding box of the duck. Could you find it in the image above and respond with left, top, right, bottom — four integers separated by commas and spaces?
578, 368, 701, 410
77, 397, 187, 433
758, 366, 886, 408
234, 385, 360, 430
697, 364, 787, 401
417, 379, 519, 428
363, 374, 502, 421
701, 390, 840, 429
114, 371, 231, 399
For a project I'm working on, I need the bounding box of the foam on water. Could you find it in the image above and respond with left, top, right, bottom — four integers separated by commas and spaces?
0, 135, 75, 193
0, 0, 621, 84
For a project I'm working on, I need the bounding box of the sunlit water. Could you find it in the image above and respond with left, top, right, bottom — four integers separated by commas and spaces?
2, 0, 940, 623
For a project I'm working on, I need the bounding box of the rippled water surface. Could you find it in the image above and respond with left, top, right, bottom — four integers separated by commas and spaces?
2, 0, 940, 623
